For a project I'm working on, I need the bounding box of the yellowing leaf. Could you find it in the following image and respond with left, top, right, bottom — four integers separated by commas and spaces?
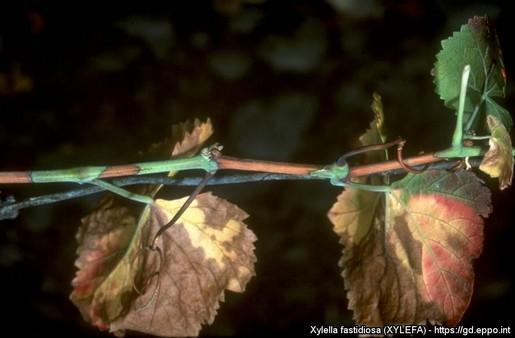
111, 193, 256, 336
328, 170, 491, 326
172, 118, 214, 157
70, 118, 227, 335
359, 92, 387, 147
479, 115, 513, 190
71, 193, 256, 337
328, 188, 381, 245
70, 197, 145, 330
147, 118, 213, 160
357, 93, 388, 183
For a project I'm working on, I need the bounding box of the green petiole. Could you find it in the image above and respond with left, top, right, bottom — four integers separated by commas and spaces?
453, 64, 471, 149
437, 65, 475, 159
91, 179, 154, 204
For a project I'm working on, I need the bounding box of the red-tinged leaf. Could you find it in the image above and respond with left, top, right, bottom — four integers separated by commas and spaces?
70, 198, 143, 330
71, 193, 256, 337
110, 193, 256, 336
328, 170, 491, 326
70, 118, 249, 337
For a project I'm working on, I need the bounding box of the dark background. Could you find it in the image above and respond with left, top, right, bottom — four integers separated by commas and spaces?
1, 1, 514, 336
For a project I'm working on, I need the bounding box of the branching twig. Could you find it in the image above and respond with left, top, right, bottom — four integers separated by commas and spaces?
1, 157, 482, 220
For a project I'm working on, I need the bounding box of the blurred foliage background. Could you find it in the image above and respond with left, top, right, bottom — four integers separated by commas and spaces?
1, 1, 514, 336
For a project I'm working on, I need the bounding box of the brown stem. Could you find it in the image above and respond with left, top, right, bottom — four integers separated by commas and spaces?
0, 172, 32, 184
396, 140, 425, 174
216, 155, 321, 175
349, 153, 442, 178
336, 138, 405, 165
217, 151, 444, 179
0, 152, 449, 185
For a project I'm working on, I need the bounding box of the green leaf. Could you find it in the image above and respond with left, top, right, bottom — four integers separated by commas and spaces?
479, 115, 514, 190
328, 170, 492, 326
433, 16, 512, 130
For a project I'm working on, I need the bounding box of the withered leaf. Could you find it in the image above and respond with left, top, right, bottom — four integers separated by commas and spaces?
328, 170, 491, 326
71, 193, 256, 337
357, 93, 389, 187
147, 118, 213, 160
70, 198, 144, 330
113, 193, 256, 336
479, 115, 513, 190
359, 92, 387, 147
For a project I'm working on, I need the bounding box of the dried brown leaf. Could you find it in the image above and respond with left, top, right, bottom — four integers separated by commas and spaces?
147, 118, 213, 160
479, 115, 513, 190
70, 198, 144, 330
111, 193, 256, 336
329, 170, 491, 326
71, 192, 256, 337
359, 92, 387, 148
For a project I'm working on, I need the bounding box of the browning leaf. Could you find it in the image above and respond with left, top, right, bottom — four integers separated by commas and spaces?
147, 118, 214, 159
479, 115, 514, 190
70, 198, 144, 330
111, 193, 256, 337
359, 92, 387, 148
71, 193, 256, 337
358, 93, 388, 184
328, 170, 491, 326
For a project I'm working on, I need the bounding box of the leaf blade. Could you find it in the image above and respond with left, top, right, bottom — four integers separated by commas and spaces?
71, 193, 257, 337
433, 15, 511, 130
329, 170, 491, 326
110, 193, 257, 337
70, 198, 145, 329
479, 115, 514, 189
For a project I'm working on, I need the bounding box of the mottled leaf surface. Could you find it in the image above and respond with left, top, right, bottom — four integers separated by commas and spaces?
327, 93, 388, 251
480, 115, 513, 190
71, 193, 256, 337
111, 193, 256, 337
71, 119, 257, 337
70, 197, 144, 330
433, 16, 511, 130
359, 92, 387, 147
329, 170, 491, 326
358, 92, 388, 181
